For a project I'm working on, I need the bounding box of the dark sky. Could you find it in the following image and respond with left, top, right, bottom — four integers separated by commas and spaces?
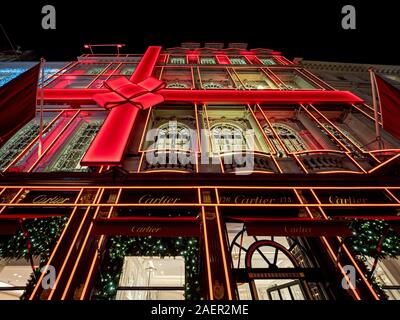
1, 1, 399, 64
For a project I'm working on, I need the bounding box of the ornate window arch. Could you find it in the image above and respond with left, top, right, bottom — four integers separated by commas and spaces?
154, 122, 192, 151
211, 122, 249, 153
263, 123, 307, 156
227, 224, 329, 300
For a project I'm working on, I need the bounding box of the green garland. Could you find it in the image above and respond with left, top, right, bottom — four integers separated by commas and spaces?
350, 220, 400, 258
0, 217, 68, 299
353, 254, 389, 300
349, 219, 400, 300
95, 236, 202, 300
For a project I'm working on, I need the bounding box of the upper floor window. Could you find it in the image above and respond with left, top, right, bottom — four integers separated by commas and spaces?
166, 82, 189, 89
42, 121, 103, 172
200, 57, 216, 65
273, 70, 318, 90
264, 123, 307, 156
154, 122, 192, 151
259, 58, 276, 66
229, 57, 247, 65
323, 124, 365, 151
169, 56, 186, 65
203, 82, 225, 89
211, 123, 249, 153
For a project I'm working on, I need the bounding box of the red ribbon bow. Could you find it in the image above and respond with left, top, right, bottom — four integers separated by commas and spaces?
93, 76, 166, 110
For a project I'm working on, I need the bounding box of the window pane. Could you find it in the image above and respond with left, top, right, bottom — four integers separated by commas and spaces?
199, 69, 236, 89
0, 114, 58, 171
259, 57, 277, 65
0, 258, 33, 300
34, 112, 106, 172
116, 256, 185, 300
65, 63, 109, 75
169, 56, 186, 65
229, 57, 247, 65
273, 70, 318, 90
235, 69, 278, 89
159, 68, 193, 89
116, 290, 184, 300
46, 75, 96, 89
200, 57, 216, 65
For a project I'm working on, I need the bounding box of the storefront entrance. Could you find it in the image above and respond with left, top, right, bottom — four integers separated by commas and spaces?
227, 223, 331, 300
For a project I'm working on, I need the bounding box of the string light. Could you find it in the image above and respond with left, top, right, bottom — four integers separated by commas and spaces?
0, 217, 68, 299
350, 219, 400, 299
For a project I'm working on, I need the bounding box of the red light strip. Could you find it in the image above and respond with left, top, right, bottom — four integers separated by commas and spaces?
80, 104, 139, 165
40, 88, 364, 105
129, 46, 162, 83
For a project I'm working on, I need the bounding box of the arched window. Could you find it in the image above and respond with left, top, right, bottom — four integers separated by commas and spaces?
227, 223, 329, 300
264, 124, 307, 156
154, 122, 192, 151
211, 123, 248, 153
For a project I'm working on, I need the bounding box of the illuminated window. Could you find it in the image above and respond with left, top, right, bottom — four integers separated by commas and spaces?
0, 119, 44, 171
0, 258, 34, 300
264, 124, 307, 156
166, 82, 189, 89
199, 69, 236, 89
229, 57, 247, 65
65, 63, 108, 75
200, 57, 216, 65
116, 256, 185, 300
42, 121, 103, 172
227, 222, 328, 300
211, 123, 248, 153
157, 67, 193, 89
169, 57, 186, 65
273, 70, 317, 90
234, 70, 277, 90
118, 65, 137, 75
365, 257, 400, 300
259, 58, 276, 65
0, 66, 61, 88
154, 122, 192, 151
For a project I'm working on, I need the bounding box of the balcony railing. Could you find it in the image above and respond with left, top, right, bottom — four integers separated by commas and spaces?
293, 150, 362, 173
219, 151, 278, 174
140, 150, 196, 173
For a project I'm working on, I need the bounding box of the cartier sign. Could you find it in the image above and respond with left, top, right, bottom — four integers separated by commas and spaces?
93, 218, 200, 237
138, 195, 181, 204
120, 189, 196, 204
219, 189, 298, 205
316, 190, 393, 205
130, 225, 161, 233
19, 190, 78, 204
32, 195, 71, 204
245, 220, 353, 237
328, 195, 367, 205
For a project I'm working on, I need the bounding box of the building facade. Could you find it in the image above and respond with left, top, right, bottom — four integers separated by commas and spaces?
299, 59, 400, 106
0, 43, 399, 301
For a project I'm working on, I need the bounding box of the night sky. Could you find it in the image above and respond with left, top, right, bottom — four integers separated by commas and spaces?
1, 1, 398, 64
